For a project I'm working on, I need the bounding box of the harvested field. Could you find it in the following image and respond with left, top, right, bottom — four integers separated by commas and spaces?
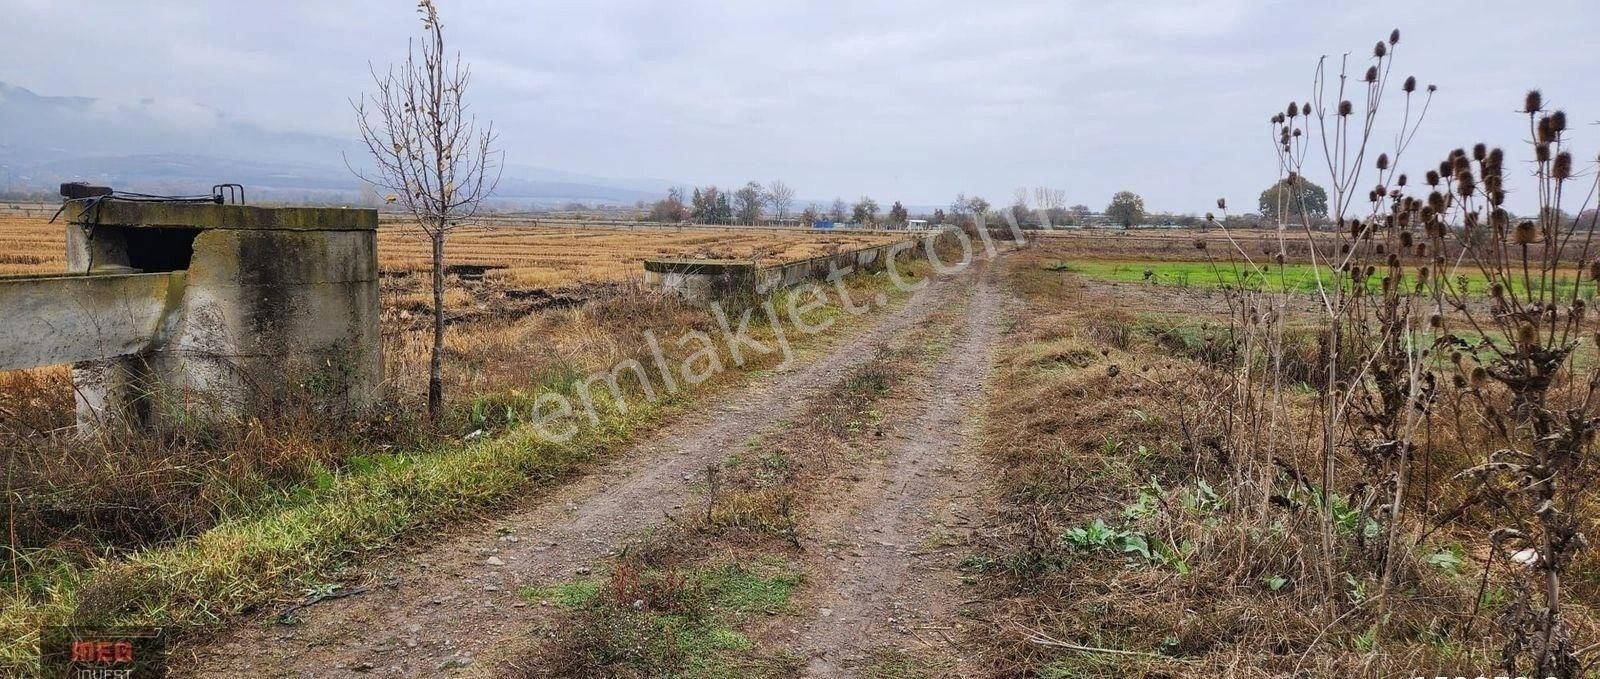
0, 207, 900, 287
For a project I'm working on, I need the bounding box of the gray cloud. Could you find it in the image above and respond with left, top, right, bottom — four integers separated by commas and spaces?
4, 0, 1598, 214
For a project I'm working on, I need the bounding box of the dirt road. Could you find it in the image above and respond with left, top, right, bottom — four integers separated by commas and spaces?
180, 260, 1003, 677
788, 264, 1005, 677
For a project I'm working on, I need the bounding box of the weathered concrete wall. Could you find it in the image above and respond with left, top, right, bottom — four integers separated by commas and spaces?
642, 259, 757, 302
645, 228, 964, 302
0, 272, 184, 370
0, 198, 381, 429
153, 227, 382, 415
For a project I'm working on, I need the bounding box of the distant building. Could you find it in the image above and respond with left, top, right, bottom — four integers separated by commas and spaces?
906, 219, 929, 230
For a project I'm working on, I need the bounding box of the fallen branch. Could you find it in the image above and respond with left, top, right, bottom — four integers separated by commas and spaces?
275, 585, 371, 623
1013, 623, 1171, 660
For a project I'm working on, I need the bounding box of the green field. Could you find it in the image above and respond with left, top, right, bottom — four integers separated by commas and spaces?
1051, 259, 1594, 299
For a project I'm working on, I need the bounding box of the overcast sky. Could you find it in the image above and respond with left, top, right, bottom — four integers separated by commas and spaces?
4, 0, 1598, 214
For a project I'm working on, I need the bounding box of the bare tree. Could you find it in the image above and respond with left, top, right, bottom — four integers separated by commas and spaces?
350, 0, 501, 420
734, 181, 764, 224
851, 196, 879, 225
829, 198, 849, 223
949, 193, 970, 222
764, 180, 795, 222
649, 187, 688, 222
799, 203, 821, 226
1032, 186, 1066, 213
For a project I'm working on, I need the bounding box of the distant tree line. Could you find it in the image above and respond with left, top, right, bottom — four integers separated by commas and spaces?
645, 180, 1399, 232
647, 181, 924, 228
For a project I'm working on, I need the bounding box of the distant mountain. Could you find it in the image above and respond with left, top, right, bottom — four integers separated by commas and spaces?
0, 81, 671, 206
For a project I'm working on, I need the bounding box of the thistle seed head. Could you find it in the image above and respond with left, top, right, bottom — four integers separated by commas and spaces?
1554, 152, 1573, 180
1374, 41, 1387, 58
1339, 100, 1353, 116
1525, 89, 1543, 113
1377, 153, 1389, 170
1403, 76, 1416, 93
1217, 198, 1226, 210
1514, 220, 1538, 244
1364, 65, 1378, 82
1389, 28, 1400, 45
1517, 322, 1537, 347
1425, 170, 1440, 186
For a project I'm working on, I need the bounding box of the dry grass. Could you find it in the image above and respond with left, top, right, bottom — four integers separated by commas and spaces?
969, 241, 1600, 677
0, 211, 67, 277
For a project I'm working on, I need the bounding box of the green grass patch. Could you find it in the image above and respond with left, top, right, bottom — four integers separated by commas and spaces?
535, 559, 802, 678
1054, 259, 1595, 299
524, 578, 604, 609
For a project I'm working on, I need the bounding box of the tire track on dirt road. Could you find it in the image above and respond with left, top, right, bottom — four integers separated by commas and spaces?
180, 268, 979, 677
791, 263, 1007, 678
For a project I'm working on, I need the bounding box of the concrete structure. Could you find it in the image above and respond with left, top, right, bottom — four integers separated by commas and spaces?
0, 188, 381, 429
642, 259, 758, 302
643, 229, 961, 302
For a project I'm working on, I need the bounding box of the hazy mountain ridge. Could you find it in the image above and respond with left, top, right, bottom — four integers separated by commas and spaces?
0, 81, 669, 205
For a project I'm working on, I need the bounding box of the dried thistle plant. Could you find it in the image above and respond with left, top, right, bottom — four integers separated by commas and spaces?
1205, 28, 1600, 677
